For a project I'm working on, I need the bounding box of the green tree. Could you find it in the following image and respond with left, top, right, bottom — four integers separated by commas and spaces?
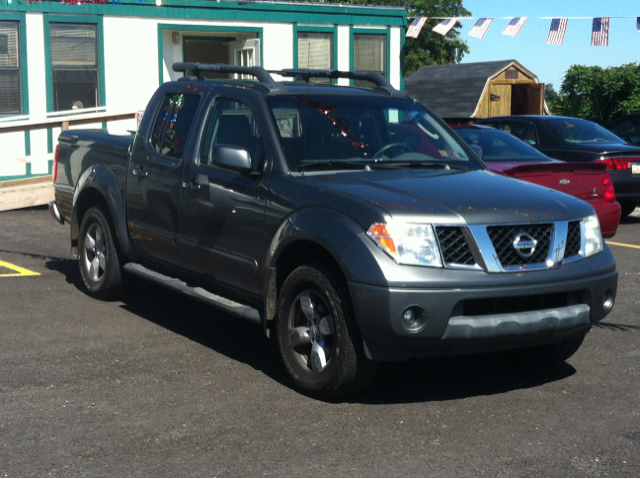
286, 0, 470, 75
544, 84, 559, 113
554, 63, 640, 125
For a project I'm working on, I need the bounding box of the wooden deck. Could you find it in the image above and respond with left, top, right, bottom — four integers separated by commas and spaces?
0, 176, 54, 213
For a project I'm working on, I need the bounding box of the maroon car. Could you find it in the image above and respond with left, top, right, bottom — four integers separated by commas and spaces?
453, 124, 620, 238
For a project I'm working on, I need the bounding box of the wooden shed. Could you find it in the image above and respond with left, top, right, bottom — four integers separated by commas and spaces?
405, 60, 549, 122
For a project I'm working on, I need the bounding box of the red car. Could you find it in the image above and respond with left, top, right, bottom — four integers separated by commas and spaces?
453, 124, 621, 237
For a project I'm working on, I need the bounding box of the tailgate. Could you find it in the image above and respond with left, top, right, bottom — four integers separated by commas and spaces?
504, 162, 606, 202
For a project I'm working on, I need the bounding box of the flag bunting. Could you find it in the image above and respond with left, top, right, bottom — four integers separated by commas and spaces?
468, 18, 493, 39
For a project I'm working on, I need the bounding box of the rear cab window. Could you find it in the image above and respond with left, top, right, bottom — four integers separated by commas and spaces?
149, 92, 202, 160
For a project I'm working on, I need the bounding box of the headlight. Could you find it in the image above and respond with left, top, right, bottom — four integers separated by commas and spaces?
367, 223, 443, 267
584, 214, 603, 257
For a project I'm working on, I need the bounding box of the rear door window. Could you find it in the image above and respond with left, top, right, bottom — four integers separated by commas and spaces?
499, 121, 538, 146
149, 93, 202, 159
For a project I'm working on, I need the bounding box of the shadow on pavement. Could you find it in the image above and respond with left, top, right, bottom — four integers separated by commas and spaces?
595, 321, 640, 331
619, 214, 640, 225
45, 257, 578, 404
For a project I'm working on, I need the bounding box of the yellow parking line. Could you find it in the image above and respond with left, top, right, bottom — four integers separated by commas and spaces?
606, 241, 640, 250
0, 260, 40, 277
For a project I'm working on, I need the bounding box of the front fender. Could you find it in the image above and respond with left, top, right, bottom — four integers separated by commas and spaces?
266, 207, 388, 285
73, 165, 138, 261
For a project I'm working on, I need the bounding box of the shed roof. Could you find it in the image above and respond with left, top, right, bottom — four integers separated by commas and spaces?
405, 60, 537, 119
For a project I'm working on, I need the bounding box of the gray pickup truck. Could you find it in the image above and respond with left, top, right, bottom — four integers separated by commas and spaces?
49, 63, 618, 398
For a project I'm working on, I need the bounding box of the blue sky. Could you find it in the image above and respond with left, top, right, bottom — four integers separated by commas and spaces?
458, 0, 640, 91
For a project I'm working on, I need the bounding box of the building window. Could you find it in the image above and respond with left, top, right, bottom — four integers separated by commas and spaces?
0, 21, 21, 115
353, 33, 386, 87
297, 32, 333, 82
50, 23, 99, 112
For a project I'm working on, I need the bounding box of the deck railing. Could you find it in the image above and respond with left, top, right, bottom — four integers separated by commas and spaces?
0, 110, 139, 212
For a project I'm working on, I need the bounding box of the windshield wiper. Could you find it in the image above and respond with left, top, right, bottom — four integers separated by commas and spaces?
297, 160, 405, 172
384, 160, 468, 170
297, 160, 372, 172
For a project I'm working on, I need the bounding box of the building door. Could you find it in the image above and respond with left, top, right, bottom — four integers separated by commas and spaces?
184, 37, 232, 79
489, 84, 512, 117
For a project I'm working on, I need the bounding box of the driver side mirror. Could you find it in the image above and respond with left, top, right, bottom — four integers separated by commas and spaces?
469, 144, 483, 159
213, 144, 253, 174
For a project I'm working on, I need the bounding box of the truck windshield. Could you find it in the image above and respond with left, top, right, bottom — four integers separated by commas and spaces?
267, 95, 482, 172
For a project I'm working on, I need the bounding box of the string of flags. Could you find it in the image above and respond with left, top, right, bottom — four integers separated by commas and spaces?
406, 16, 638, 46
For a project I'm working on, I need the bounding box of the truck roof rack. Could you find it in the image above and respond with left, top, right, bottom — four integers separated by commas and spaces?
276, 68, 406, 98
172, 62, 287, 94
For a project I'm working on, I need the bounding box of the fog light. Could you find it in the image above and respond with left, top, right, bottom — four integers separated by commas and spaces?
603, 289, 615, 313
400, 306, 427, 332
403, 309, 416, 325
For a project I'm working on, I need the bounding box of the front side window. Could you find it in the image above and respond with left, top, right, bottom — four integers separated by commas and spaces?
297, 32, 333, 83
50, 23, 99, 112
201, 98, 264, 167
353, 34, 386, 87
150, 93, 201, 159
268, 95, 480, 172
0, 21, 21, 115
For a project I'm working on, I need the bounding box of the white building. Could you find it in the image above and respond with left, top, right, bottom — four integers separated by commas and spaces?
0, 0, 407, 182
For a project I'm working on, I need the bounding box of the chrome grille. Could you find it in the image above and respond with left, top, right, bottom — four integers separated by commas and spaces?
565, 221, 581, 258
486, 223, 553, 267
436, 226, 475, 266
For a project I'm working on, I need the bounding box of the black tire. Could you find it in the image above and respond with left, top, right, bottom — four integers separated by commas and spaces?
275, 266, 377, 399
516, 334, 586, 366
619, 202, 637, 218
78, 205, 123, 300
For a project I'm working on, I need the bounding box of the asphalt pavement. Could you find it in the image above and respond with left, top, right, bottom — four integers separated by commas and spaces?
0, 206, 638, 477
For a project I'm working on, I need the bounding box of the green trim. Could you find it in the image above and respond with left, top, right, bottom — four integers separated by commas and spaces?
400, 29, 405, 91
349, 27, 390, 85
0, 13, 27, 118
25, 131, 31, 156
158, 24, 263, 84
43, 14, 106, 153
1, 3, 405, 26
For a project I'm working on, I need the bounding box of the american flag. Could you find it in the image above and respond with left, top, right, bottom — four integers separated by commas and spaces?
432, 18, 458, 36
468, 18, 493, 39
546, 18, 568, 45
502, 17, 527, 37
637, 17, 640, 32
591, 17, 610, 46
406, 17, 428, 39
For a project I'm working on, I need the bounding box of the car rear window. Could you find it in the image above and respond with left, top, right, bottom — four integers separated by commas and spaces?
548, 119, 623, 144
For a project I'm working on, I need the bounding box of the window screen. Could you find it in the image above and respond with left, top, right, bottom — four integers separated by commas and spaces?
49, 23, 99, 112
298, 32, 333, 70
150, 93, 201, 159
0, 21, 21, 115
353, 34, 386, 87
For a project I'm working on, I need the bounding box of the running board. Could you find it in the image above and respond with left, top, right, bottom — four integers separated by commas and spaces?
123, 263, 261, 325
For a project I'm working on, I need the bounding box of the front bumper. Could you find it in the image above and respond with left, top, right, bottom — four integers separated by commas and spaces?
349, 268, 617, 361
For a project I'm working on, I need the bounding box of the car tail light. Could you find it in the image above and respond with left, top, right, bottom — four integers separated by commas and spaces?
602, 173, 616, 203
53, 144, 60, 183
595, 157, 640, 170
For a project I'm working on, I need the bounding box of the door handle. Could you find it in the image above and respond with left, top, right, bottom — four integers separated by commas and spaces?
182, 178, 201, 193
132, 167, 148, 179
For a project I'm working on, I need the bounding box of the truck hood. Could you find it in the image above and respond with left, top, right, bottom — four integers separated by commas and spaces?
301, 169, 594, 224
